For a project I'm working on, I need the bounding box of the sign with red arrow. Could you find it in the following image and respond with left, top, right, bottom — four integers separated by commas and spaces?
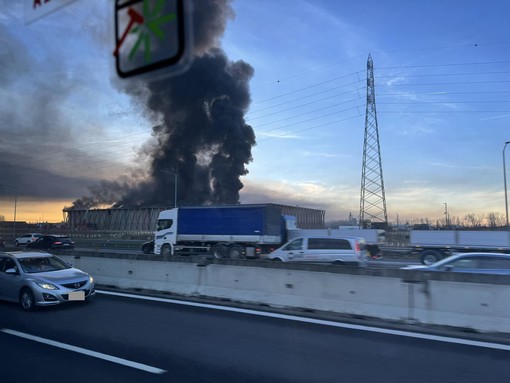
114, 0, 190, 79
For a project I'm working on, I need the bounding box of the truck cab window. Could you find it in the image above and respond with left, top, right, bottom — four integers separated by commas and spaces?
157, 219, 173, 231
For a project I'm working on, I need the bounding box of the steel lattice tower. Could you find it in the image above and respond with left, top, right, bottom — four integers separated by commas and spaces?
359, 54, 388, 229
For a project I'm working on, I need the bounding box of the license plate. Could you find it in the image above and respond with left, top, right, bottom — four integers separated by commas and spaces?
68, 291, 85, 301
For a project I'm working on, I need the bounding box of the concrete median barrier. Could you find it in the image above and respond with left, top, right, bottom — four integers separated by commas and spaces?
60, 255, 510, 334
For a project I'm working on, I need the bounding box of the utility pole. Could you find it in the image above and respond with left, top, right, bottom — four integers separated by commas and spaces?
504, 141, 510, 230
359, 54, 388, 229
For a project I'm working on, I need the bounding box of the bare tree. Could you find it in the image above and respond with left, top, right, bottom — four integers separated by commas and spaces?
486, 212, 504, 228
463, 213, 484, 228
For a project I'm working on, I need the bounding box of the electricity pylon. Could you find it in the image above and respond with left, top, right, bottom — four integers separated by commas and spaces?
359, 54, 388, 229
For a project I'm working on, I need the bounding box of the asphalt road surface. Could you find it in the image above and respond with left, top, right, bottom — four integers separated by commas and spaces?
1, 291, 509, 383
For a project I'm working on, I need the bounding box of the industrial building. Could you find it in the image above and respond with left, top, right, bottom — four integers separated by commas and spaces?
63, 204, 326, 232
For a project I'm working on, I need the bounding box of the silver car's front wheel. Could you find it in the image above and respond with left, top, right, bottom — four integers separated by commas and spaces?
20, 288, 35, 311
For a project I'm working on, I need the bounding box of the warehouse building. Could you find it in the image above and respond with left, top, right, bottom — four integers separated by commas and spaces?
63, 204, 326, 232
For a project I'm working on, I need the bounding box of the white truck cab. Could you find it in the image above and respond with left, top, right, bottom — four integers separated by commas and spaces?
155, 209, 179, 255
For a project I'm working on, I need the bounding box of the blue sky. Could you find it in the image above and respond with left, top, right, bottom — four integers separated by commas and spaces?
0, 0, 509, 224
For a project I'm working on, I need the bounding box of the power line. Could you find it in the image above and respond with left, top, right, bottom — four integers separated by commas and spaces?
376, 60, 510, 70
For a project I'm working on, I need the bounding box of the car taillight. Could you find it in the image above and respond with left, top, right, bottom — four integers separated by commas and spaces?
355, 241, 360, 252
54, 241, 62, 245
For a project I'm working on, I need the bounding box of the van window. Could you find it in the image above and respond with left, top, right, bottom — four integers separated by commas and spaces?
284, 238, 303, 251
308, 238, 352, 250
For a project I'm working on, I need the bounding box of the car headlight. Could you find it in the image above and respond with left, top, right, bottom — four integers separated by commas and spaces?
37, 282, 59, 290
89, 275, 94, 284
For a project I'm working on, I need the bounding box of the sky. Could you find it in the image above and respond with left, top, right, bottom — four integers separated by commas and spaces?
0, 0, 509, 225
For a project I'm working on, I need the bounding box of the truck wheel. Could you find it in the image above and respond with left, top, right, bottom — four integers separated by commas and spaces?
211, 244, 228, 259
228, 245, 245, 259
421, 250, 442, 265
161, 244, 172, 257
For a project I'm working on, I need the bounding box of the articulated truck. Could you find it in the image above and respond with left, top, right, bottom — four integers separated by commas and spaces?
154, 204, 297, 258
410, 230, 510, 265
152, 204, 383, 258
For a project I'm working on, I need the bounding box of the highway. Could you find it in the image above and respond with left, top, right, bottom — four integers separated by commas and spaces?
1, 291, 509, 383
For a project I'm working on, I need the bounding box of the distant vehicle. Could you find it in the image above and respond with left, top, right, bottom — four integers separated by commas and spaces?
14, 233, 43, 247
141, 240, 154, 254
401, 252, 510, 275
409, 230, 510, 265
268, 236, 367, 266
26, 235, 75, 250
0, 251, 95, 310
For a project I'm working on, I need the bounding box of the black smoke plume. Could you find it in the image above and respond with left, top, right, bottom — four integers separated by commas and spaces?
73, 0, 255, 209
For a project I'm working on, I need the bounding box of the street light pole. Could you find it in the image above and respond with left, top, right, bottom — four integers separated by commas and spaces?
160, 170, 178, 208
503, 141, 510, 230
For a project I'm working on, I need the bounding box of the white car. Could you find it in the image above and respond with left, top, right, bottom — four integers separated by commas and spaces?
268, 236, 367, 266
14, 233, 43, 247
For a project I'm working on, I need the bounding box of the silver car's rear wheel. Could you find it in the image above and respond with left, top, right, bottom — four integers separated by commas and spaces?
20, 288, 35, 311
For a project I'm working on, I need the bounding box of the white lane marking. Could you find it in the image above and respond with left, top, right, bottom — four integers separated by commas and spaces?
98, 289, 510, 352
0, 329, 166, 375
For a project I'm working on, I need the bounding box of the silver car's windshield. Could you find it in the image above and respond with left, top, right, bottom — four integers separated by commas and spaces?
18, 256, 71, 274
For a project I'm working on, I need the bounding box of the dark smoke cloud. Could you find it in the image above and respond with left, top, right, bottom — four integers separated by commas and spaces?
0, 18, 117, 200
75, 0, 256, 208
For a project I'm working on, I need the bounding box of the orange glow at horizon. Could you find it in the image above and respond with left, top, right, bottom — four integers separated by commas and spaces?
0, 199, 73, 223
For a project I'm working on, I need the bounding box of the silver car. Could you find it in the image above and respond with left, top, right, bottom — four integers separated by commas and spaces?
0, 251, 95, 310
402, 252, 510, 275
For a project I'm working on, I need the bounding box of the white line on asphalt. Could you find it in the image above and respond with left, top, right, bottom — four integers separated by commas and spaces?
98, 289, 510, 352
0, 328, 167, 375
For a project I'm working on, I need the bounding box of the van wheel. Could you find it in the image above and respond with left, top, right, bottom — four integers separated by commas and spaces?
332, 260, 345, 266
20, 288, 35, 311
228, 245, 245, 259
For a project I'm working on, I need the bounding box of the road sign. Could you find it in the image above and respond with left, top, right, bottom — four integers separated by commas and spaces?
114, 0, 189, 79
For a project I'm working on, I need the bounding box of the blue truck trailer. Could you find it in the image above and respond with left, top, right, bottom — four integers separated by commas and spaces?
154, 204, 296, 258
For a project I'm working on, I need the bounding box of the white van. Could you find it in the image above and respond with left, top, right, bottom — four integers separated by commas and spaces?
268, 236, 367, 266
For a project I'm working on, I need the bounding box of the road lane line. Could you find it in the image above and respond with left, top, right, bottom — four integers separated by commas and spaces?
0, 329, 166, 375
97, 289, 510, 352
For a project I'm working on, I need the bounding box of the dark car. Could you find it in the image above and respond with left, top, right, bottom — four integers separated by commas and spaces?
26, 235, 75, 250
141, 240, 154, 254
402, 252, 510, 275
